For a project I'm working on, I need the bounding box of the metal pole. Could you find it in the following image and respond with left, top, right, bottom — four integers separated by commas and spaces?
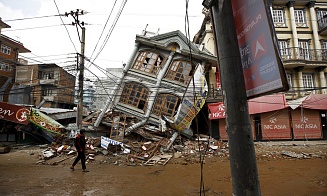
210, 0, 261, 195
77, 27, 85, 129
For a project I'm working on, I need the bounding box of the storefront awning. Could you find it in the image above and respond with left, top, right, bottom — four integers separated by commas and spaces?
208, 94, 288, 120
287, 94, 327, 110
248, 93, 287, 114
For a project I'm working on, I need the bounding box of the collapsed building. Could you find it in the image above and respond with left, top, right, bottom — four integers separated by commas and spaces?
93, 30, 217, 138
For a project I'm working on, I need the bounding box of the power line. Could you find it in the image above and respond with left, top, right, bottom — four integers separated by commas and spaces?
91, 0, 127, 63
2, 24, 65, 32
3, 14, 63, 22
53, 0, 78, 53
87, 0, 119, 68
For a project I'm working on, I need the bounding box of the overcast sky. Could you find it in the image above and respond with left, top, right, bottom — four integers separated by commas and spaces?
0, 0, 205, 78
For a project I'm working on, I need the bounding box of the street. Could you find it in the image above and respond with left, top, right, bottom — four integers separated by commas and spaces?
0, 141, 327, 195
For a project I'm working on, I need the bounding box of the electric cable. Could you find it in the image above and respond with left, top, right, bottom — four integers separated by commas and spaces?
86, 0, 119, 68
3, 14, 63, 22
53, 0, 78, 53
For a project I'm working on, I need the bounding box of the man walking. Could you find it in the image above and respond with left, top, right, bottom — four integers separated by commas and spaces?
70, 129, 89, 172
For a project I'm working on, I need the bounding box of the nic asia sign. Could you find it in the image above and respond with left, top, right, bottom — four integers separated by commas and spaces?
231, 0, 289, 98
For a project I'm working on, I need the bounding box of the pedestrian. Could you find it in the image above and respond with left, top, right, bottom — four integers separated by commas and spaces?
70, 129, 89, 172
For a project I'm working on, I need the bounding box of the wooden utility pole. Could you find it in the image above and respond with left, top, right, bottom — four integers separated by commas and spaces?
205, 0, 261, 195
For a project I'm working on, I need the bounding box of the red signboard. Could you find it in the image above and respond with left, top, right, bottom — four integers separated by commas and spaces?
208, 102, 225, 120
0, 102, 29, 125
231, 0, 288, 98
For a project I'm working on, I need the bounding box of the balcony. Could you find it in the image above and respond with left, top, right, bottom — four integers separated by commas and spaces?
43, 95, 55, 101
39, 79, 58, 85
279, 47, 327, 63
206, 84, 223, 102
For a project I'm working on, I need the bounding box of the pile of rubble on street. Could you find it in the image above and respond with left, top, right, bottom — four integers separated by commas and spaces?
31, 136, 327, 167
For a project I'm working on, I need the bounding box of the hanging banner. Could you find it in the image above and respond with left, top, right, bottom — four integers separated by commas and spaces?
208, 102, 225, 120
231, 0, 289, 98
0, 102, 29, 125
165, 65, 208, 131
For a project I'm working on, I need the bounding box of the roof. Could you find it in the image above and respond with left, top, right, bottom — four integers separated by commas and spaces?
0, 18, 11, 29
0, 34, 31, 53
136, 30, 217, 63
38, 107, 76, 120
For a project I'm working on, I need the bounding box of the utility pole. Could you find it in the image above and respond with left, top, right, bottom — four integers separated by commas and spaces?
65, 9, 86, 130
203, 0, 261, 195
77, 27, 85, 129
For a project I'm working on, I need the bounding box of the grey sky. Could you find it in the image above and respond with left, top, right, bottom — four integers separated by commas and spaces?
0, 0, 205, 78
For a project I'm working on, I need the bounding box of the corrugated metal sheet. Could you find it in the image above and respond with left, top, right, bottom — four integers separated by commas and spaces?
260, 109, 292, 140
291, 108, 322, 139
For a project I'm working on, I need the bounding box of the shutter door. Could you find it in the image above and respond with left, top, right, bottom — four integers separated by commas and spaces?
292, 108, 322, 139
219, 116, 256, 141
260, 109, 292, 140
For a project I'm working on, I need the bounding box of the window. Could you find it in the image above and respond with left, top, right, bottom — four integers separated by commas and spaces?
1, 44, 11, 55
317, 10, 327, 21
0, 61, 12, 72
278, 40, 290, 58
287, 73, 293, 90
321, 40, 327, 60
42, 88, 53, 96
294, 10, 306, 25
152, 94, 180, 118
298, 41, 311, 60
317, 10, 327, 31
165, 60, 192, 84
43, 71, 54, 79
132, 51, 164, 75
272, 9, 286, 26
120, 82, 149, 111
302, 74, 314, 89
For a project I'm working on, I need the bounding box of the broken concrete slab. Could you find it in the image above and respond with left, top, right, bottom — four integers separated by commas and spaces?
0, 146, 11, 154
143, 154, 172, 166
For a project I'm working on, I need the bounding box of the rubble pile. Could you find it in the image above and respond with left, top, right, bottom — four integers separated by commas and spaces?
35, 132, 230, 166
31, 111, 327, 166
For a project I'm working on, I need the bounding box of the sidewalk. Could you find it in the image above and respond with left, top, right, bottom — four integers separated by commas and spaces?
255, 140, 327, 146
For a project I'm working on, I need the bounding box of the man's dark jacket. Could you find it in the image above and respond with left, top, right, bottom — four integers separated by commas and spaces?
74, 134, 86, 152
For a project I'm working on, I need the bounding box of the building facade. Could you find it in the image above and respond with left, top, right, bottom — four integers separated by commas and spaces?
194, 0, 327, 140
93, 68, 123, 111
270, 0, 327, 99
14, 63, 75, 109
0, 18, 30, 102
